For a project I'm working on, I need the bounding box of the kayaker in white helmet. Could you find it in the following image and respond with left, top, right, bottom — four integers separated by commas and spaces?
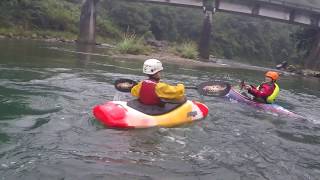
131, 59, 186, 106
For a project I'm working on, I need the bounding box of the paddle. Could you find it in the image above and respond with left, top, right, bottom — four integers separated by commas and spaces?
114, 78, 138, 93
238, 80, 256, 99
240, 80, 255, 91
114, 78, 231, 97
240, 80, 245, 90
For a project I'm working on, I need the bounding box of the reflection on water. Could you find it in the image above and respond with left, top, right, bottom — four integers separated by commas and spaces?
76, 43, 95, 67
0, 39, 319, 180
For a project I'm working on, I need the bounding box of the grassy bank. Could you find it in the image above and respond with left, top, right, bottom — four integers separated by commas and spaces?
0, 27, 77, 40
171, 41, 199, 59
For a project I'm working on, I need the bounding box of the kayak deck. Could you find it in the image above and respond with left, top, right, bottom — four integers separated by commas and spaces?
93, 100, 209, 128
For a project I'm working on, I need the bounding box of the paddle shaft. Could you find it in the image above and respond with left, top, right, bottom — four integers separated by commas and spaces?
115, 78, 231, 97
185, 86, 198, 90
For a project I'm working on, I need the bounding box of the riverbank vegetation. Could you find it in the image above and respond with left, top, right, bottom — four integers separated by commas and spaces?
0, 0, 317, 70
171, 41, 199, 59
115, 32, 151, 55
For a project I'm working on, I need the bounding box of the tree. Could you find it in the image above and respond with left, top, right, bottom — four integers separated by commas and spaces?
291, 27, 320, 69
105, 1, 151, 35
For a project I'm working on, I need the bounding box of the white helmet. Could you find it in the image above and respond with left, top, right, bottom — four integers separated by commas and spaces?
143, 59, 163, 75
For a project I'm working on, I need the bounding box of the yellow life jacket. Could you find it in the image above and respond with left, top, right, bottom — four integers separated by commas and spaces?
266, 83, 279, 104
257, 83, 279, 104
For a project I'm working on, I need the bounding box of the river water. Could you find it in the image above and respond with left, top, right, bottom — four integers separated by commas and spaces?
0, 39, 319, 180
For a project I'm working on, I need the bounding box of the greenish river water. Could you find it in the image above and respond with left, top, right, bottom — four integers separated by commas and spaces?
0, 39, 319, 180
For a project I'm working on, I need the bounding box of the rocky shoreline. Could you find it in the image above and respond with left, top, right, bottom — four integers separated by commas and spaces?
0, 33, 76, 44
275, 61, 320, 78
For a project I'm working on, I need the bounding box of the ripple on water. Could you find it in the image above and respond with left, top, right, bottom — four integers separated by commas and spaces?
1, 40, 320, 179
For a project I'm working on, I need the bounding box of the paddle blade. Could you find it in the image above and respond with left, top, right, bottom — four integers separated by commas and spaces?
197, 81, 231, 97
114, 79, 138, 93
240, 80, 245, 90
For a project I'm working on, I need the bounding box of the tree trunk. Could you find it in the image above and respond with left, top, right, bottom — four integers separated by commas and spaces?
199, 11, 212, 61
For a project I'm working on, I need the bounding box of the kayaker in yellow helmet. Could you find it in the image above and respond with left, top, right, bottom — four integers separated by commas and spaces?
131, 59, 186, 106
244, 71, 280, 104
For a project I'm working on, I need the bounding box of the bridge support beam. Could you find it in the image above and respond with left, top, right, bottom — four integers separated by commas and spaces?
305, 30, 320, 69
199, 10, 213, 60
78, 0, 99, 44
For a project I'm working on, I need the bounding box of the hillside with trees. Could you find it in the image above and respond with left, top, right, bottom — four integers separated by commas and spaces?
0, 0, 314, 68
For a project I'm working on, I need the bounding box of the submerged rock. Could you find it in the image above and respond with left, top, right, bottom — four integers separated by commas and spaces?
302, 69, 320, 78
276, 61, 288, 70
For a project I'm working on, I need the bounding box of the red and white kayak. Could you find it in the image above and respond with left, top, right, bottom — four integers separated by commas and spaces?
226, 88, 303, 119
93, 100, 209, 128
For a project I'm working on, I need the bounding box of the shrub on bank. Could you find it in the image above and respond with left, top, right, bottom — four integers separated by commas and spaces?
173, 41, 199, 59
116, 32, 151, 55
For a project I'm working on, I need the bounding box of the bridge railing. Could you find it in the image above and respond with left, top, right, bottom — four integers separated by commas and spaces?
128, 0, 320, 14
257, 0, 320, 13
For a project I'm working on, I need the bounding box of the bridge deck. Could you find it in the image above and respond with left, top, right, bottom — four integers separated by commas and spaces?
133, 0, 320, 13
131, 0, 320, 27
259, 0, 320, 13
284, 0, 320, 8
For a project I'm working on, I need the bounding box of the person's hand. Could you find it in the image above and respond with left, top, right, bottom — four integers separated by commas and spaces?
244, 85, 252, 90
177, 83, 185, 88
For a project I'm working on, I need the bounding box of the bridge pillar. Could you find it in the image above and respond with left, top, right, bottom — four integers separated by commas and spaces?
78, 0, 99, 44
305, 30, 320, 70
199, 9, 213, 60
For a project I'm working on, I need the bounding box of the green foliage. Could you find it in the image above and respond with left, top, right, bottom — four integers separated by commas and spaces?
101, 0, 152, 35
96, 17, 121, 39
212, 14, 297, 66
0, 0, 80, 32
149, 7, 178, 40
290, 27, 320, 68
291, 27, 318, 57
172, 41, 199, 59
0, 0, 306, 67
100, 1, 298, 65
100, 0, 202, 41
0, 0, 119, 40
148, 6, 202, 41
116, 32, 150, 55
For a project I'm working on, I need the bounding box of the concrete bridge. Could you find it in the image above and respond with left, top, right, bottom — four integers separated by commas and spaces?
78, 0, 320, 68
133, 0, 320, 27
